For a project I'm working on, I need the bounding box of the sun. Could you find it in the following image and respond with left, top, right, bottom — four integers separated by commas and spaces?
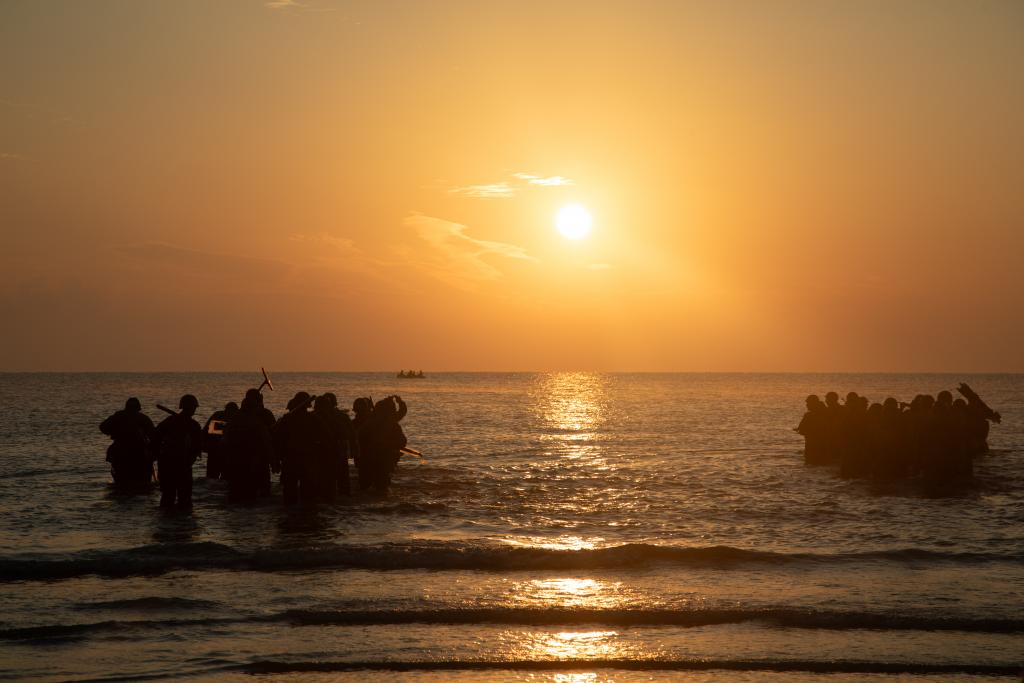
556, 204, 592, 240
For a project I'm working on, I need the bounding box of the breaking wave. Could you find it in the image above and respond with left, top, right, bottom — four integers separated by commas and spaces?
4, 606, 1021, 643
1, 540, 1020, 581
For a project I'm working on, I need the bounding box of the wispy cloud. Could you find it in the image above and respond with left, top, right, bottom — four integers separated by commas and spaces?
403, 213, 535, 288
1, 152, 26, 161
449, 172, 574, 199
448, 182, 516, 199
264, 0, 337, 11
512, 173, 574, 186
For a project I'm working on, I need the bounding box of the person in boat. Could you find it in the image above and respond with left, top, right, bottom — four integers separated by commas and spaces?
202, 401, 238, 479
152, 394, 203, 509
351, 396, 374, 491
795, 395, 828, 465
274, 391, 331, 504
99, 397, 156, 487
223, 393, 274, 503
364, 395, 408, 494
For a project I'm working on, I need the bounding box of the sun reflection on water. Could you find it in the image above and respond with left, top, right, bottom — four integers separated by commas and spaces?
510, 577, 628, 608
533, 372, 609, 435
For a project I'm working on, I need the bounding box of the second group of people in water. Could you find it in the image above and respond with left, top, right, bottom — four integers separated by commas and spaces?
795, 382, 1000, 484
100, 390, 408, 509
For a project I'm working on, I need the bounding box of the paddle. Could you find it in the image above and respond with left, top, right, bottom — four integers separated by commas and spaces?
258, 367, 274, 393
400, 446, 427, 463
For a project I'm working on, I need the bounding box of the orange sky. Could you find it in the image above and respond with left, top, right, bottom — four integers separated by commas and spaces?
1, 0, 1022, 371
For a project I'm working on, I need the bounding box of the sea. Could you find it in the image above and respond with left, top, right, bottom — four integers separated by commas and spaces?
1, 372, 1022, 682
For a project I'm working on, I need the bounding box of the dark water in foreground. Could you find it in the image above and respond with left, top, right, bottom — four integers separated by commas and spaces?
1, 372, 1022, 682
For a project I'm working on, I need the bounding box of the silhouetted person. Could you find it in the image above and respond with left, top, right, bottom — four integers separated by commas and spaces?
242, 388, 276, 494
351, 396, 374, 491
839, 393, 870, 478
274, 392, 332, 504
223, 394, 274, 503
99, 397, 156, 487
364, 395, 408, 494
957, 382, 1001, 456
874, 397, 907, 479
822, 391, 843, 463
922, 391, 956, 484
795, 395, 828, 465
314, 392, 354, 498
153, 395, 202, 509
202, 402, 238, 479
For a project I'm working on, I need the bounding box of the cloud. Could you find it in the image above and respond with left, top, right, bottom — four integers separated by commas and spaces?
403, 213, 535, 288
265, 0, 302, 8
0, 152, 26, 161
449, 173, 575, 199
288, 232, 399, 281
512, 173, 574, 186
448, 182, 516, 199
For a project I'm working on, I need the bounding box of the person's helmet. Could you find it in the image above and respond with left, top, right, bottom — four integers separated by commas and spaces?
825, 392, 839, 404
179, 394, 199, 409
125, 397, 141, 412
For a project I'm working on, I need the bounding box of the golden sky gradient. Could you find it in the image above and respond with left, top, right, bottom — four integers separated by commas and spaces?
1, 0, 1022, 371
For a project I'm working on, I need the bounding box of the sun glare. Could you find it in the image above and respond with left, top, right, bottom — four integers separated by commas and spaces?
556, 204, 592, 240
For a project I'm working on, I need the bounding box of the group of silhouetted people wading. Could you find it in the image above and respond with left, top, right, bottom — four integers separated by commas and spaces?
100, 389, 409, 509
795, 383, 1000, 484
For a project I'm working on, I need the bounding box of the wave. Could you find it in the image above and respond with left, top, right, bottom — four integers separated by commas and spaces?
72, 596, 222, 611
278, 607, 1024, 633
236, 659, 1020, 676
5, 606, 1021, 643
2, 541, 1020, 581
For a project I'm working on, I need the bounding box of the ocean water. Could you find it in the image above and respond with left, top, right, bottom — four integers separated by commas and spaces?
0, 372, 1022, 682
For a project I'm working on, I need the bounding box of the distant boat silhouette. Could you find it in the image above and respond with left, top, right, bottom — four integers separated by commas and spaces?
397, 370, 426, 379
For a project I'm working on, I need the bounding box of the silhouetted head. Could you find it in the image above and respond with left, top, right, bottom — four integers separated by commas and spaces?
825, 392, 839, 407
178, 394, 199, 417
883, 397, 898, 410
375, 397, 396, 416
353, 397, 373, 415
244, 388, 262, 405
953, 398, 967, 410
125, 397, 141, 412
288, 391, 312, 412
241, 395, 259, 411
224, 402, 239, 417
805, 395, 822, 411
845, 392, 859, 404
936, 390, 953, 407
314, 393, 337, 412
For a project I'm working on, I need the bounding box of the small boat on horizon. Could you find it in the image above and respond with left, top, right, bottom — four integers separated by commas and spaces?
397, 370, 426, 379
